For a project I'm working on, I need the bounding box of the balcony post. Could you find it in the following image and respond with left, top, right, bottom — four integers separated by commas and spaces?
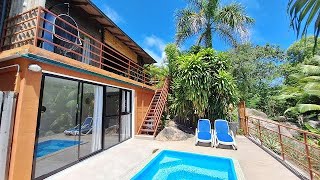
34, 7, 41, 47
128, 60, 131, 79
304, 132, 313, 180
99, 43, 103, 69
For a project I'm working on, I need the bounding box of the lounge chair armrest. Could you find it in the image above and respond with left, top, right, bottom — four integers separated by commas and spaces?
230, 130, 235, 137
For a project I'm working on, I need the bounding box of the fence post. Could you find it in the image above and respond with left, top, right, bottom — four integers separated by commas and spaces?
258, 119, 262, 145
278, 125, 285, 160
245, 116, 249, 135
238, 101, 246, 133
303, 133, 313, 180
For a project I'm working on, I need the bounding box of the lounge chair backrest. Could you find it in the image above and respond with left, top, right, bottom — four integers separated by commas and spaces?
82, 117, 93, 128
198, 119, 211, 132
215, 119, 229, 134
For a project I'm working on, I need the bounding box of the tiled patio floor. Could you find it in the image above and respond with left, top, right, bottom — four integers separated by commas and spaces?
47, 136, 299, 180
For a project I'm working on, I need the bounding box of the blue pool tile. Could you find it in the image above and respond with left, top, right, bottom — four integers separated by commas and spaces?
132, 150, 237, 180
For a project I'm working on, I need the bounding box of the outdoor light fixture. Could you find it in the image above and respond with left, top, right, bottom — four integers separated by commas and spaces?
28, 64, 42, 72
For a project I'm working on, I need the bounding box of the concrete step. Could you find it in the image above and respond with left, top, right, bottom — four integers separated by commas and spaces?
134, 134, 154, 140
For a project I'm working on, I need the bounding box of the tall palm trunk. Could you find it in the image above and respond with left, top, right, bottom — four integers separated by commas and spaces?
205, 27, 213, 48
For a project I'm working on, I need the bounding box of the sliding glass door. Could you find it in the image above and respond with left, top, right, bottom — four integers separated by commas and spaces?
34, 76, 79, 178
120, 90, 132, 141
103, 88, 132, 149
104, 87, 120, 149
33, 76, 103, 179
79, 83, 103, 158
33, 74, 133, 179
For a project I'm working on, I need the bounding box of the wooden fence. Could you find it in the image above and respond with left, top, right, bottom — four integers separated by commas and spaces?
0, 92, 17, 180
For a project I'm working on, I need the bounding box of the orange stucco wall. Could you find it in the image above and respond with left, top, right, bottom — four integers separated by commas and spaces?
0, 69, 16, 91
0, 57, 154, 180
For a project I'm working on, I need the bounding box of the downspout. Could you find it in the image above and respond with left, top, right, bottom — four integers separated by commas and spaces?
0, 0, 8, 42
0, 64, 21, 93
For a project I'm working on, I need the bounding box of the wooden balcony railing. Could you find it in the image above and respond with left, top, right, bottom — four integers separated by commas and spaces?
245, 116, 320, 180
0, 7, 153, 86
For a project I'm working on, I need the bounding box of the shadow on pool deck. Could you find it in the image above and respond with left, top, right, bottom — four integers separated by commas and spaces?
47, 136, 300, 180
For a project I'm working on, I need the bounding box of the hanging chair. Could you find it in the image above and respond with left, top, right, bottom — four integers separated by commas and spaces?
51, 4, 82, 56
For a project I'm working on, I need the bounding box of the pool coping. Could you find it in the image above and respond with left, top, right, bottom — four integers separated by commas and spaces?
121, 149, 246, 180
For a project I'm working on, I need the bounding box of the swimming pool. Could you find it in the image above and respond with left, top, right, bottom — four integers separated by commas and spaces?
132, 150, 238, 180
36, 140, 81, 158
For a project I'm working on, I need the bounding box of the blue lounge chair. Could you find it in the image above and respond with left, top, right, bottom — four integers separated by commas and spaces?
195, 119, 213, 146
214, 119, 237, 150
64, 117, 93, 136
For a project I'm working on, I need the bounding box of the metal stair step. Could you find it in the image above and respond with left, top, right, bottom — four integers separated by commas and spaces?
140, 129, 155, 132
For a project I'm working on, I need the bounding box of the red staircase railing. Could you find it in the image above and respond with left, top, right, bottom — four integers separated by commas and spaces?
138, 78, 169, 136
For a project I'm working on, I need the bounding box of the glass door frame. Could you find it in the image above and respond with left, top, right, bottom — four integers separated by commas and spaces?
31, 73, 134, 179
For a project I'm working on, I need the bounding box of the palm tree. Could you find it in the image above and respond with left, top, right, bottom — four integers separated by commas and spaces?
288, 0, 320, 52
175, 0, 254, 48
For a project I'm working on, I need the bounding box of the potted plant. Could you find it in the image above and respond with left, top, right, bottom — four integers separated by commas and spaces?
227, 104, 238, 137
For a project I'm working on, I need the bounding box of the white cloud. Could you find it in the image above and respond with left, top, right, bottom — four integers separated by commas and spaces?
101, 5, 124, 24
143, 35, 167, 63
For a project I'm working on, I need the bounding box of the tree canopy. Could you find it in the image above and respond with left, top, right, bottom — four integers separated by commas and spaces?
175, 0, 254, 48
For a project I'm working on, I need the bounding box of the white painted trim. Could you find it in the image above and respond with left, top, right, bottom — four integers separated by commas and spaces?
131, 90, 135, 138
42, 70, 133, 91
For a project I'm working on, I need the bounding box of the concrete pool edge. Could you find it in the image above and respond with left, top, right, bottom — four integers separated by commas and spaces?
122, 149, 246, 180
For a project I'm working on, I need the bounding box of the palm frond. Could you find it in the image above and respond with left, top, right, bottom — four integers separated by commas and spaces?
175, 8, 206, 45
297, 103, 320, 113
216, 3, 254, 43
301, 76, 320, 82
214, 24, 238, 47
304, 82, 320, 90
288, 0, 320, 53
302, 64, 320, 75
284, 106, 299, 114
304, 89, 320, 97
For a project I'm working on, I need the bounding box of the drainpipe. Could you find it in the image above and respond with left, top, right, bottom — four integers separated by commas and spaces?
0, 64, 21, 93
0, 0, 8, 42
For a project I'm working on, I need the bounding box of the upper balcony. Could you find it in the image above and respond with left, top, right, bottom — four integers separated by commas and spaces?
0, 6, 156, 87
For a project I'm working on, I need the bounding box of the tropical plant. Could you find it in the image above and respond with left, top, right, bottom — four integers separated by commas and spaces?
279, 55, 320, 117
288, 0, 320, 52
168, 47, 239, 121
144, 64, 169, 88
175, 0, 254, 48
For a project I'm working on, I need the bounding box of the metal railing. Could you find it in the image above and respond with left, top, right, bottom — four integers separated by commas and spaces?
245, 116, 320, 180
0, 7, 153, 86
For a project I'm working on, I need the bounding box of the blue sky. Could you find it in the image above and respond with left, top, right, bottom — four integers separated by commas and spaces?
91, 0, 306, 63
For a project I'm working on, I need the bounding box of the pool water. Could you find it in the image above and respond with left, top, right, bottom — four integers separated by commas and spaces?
36, 140, 81, 158
132, 150, 238, 180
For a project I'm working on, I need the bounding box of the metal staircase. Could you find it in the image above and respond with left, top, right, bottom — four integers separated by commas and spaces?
138, 78, 169, 137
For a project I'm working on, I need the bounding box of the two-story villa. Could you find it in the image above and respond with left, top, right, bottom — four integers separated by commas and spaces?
0, 0, 166, 179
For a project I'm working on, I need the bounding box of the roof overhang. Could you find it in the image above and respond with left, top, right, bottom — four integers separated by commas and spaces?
68, 0, 156, 64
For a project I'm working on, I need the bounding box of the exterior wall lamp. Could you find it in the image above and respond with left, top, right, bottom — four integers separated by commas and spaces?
28, 64, 42, 72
